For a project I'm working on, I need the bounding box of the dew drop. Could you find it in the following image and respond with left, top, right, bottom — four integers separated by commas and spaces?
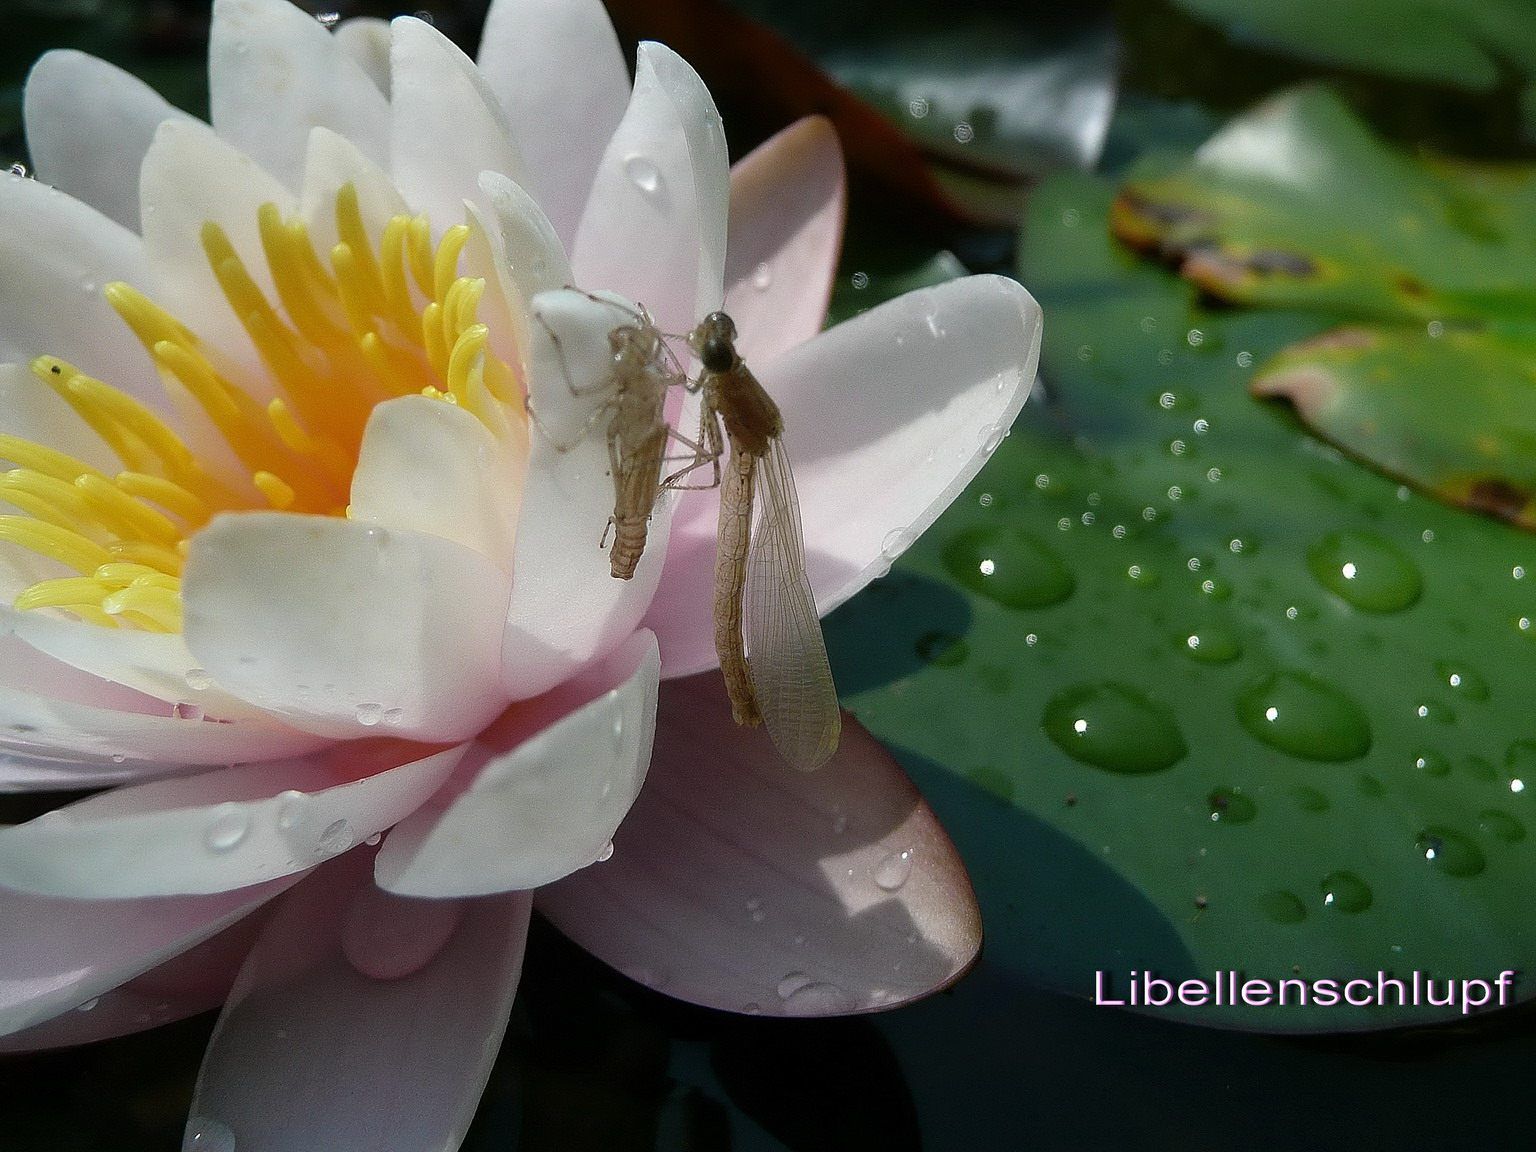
1320, 871, 1372, 913
1235, 671, 1371, 762
382, 707, 404, 726
318, 818, 354, 855
1414, 826, 1485, 878
1235, 351, 1254, 368
908, 96, 930, 118
315, 9, 340, 26
942, 526, 1073, 608
275, 790, 307, 831
1305, 531, 1422, 612
1207, 786, 1256, 824
596, 840, 615, 862
751, 262, 773, 290
1478, 809, 1526, 843
850, 270, 870, 290
8, 162, 29, 178
184, 1118, 236, 1152
1181, 624, 1241, 663
76, 997, 99, 1012
1258, 890, 1306, 924
204, 804, 250, 854
354, 702, 384, 726
1434, 661, 1489, 701
1043, 682, 1187, 774
623, 155, 661, 193
880, 526, 915, 562
953, 121, 975, 144
1414, 700, 1456, 725
873, 848, 914, 891
779, 977, 853, 1015
1415, 750, 1451, 777
184, 668, 213, 691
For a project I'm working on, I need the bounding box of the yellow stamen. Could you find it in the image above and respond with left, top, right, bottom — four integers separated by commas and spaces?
6, 183, 521, 630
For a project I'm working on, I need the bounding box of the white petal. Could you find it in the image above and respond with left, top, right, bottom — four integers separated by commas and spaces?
4, 606, 282, 722
187, 852, 529, 1152
0, 878, 290, 1036
502, 290, 672, 699
389, 15, 528, 226
140, 119, 294, 396
183, 512, 512, 742
475, 0, 629, 244
376, 630, 658, 896
334, 17, 392, 97
648, 275, 1041, 675
471, 169, 572, 361
209, 0, 390, 189
349, 395, 521, 565
0, 173, 164, 408
23, 49, 196, 230
572, 43, 729, 334
297, 126, 409, 257
0, 740, 464, 897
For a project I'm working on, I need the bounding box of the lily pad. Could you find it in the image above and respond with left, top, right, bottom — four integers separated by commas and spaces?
1111, 86, 1536, 525
1166, 0, 1536, 96
825, 169, 1536, 1031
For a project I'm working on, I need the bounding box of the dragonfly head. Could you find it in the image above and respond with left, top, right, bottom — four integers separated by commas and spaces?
689, 311, 739, 373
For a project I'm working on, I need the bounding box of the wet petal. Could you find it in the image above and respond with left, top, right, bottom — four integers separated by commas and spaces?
23, 49, 196, 230
648, 275, 1041, 675
476, 0, 629, 244
389, 15, 527, 226
350, 395, 521, 566
186, 850, 530, 1152
209, 0, 389, 189
0, 877, 291, 1037
377, 630, 659, 896
0, 172, 163, 408
0, 739, 463, 897
182, 512, 512, 742
0, 911, 263, 1051
502, 290, 672, 698
722, 117, 845, 366
539, 673, 981, 1015
573, 42, 728, 335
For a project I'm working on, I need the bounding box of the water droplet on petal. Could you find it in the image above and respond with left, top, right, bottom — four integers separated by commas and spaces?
880, 526, 915, 562
751, 262, 773, 290
204, 804, 250, 854
354, 702, 384, 726
185, 668, 213, 691
781, 980, 853, 1015
596, 841, 615, 862
76, 997, 99, 1012
623, 155, 661, 193
318, 818, 354, 855
873, 848, 914, 891
184, 1118, 236, 1152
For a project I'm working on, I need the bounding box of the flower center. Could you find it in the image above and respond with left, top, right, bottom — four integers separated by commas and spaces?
0, 184, 519, 632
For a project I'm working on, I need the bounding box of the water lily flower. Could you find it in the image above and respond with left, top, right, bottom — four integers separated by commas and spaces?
0, 0, 1042, 1145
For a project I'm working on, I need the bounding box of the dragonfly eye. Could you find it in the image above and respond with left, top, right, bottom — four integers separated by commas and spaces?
700, 335, 735, 372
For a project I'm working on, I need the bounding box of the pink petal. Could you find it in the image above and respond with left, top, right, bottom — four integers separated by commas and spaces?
182, 512, 512, 742
209, 0, 389, 189
389, 15, 527, 227
23, 49, 196, 230
648, 274, 1041, 676
538, 673, 981, 1016
722, 116, 845, 367
0, 172, 164, 409
0, 876, 291, 1037
501, 291, 674, 699
572, 42, 728, 335
376, 630, 659, 896
185, 849, 530, 1152
0, 909, 264, 1051
0, 739, 464, 897
476, 0, 629, 245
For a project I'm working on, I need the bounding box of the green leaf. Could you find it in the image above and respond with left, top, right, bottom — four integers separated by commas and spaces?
826, 170, 1536, 1030
1167, 0, 1536, 93
1112, 86, 1536, 324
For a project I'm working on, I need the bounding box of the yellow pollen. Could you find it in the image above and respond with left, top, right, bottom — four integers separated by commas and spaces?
2, 183, 522, 631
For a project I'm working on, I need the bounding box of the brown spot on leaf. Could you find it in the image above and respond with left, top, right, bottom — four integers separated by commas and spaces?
1396, 274, 1429, 298
1467, 479, 1530, 522
1250, 365, 1339, 418
1246, 250, 1317, 277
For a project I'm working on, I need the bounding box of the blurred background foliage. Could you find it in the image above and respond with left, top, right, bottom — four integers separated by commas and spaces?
8, 0, 1536, 1148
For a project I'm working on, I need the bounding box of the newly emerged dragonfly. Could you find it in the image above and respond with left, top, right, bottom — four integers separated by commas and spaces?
677, 311, 841, 772
530, 293, 696, 580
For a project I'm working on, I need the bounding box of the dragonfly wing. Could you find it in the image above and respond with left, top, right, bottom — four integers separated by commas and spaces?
743, 438, 841, 770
